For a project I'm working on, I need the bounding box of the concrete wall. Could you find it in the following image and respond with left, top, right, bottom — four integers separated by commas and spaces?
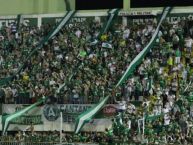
0, 0, 75, 15
0, 0, 129, 16
0, 0, 193, 18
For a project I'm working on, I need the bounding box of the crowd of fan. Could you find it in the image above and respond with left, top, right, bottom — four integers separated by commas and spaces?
0, 16, 155, 104
1, 16, 192, 105
0, 131, 105, 144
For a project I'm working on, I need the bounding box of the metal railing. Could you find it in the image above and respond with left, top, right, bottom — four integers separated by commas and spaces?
0, 142, 59, 145
0, 142, 99, 145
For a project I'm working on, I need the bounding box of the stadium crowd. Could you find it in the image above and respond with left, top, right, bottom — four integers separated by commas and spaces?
0, 14, 193, 144
0, 16, 192, 105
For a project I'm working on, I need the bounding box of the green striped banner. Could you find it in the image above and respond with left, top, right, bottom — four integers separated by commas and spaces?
90, 9, 120, 45
2, 97, 45, 135
101, 9, 120, 35
74, 96, 109, 134
116, 7, 172, 87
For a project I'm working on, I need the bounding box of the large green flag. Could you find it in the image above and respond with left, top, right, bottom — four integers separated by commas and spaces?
2, 97, 46, 135
115, 7, 172, 87
100, 9, 120, 35
74, 96, 109, 134
90, 9, 120, 45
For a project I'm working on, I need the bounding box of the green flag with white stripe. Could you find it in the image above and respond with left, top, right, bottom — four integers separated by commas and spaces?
2, 97, 46, 135
90, 9, 120, 45
74, 96, 109, 134
100, 9, 120, 35
116, 7, 172, 87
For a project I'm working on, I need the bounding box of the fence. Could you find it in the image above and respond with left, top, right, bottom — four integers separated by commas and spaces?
0, 142, 58, 145
0, 142, 98, 145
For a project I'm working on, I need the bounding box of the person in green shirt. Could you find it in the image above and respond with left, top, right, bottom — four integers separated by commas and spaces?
175, 48, 181, 64
135, 80, 142, 101
104, 128, 113, 144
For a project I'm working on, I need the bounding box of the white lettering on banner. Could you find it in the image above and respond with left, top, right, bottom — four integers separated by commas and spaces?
166, 15, 193, 23
119, 11, 153, 16
0, 19, 37, 28
48, 107, 55, 117
131, 11, 152, 16
0, 19, 15, 28
70, 18, 86, 23
60, 104, 92, 113
56, 17, 86, 23
1, 104, 112, 132
56, 18, 62, 23
130, 14, 193, 23
43, 104, 93, 122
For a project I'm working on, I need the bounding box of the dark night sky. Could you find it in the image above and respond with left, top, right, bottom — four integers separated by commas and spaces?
131, 0, 193, 8
76, 0, 193, 10
76, 0, 123, 10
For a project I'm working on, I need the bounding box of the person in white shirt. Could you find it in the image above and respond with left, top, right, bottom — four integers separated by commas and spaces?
167, 94, 175, 107
0, 55, 4, 66
75, 29, 81, 38
114, 96, 127, 112
123, 27, 130, 39
153, 98, 162, 115
142, 99, 150, 114
126, 118, 131, 129
185, 35, 193, 52
126, 102, 136, 115
162, 104, 171, 127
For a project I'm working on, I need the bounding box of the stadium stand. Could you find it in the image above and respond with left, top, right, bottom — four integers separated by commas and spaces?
0, 6, 193, 145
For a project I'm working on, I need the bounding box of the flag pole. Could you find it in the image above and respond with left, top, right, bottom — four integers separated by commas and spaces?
142, 114, 145, 140
60, 112, 63, 143
138, 119, 141, 135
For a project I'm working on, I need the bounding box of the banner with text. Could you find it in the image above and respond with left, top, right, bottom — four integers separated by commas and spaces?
1, 104, 117, 131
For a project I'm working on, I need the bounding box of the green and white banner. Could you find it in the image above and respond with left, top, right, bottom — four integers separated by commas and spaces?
91, 9, 120, 45
115, 7, 172, 87
74, 96, 109, 134
2, 104, 42, 125
101, 9, 120, 35
2, 97, 45, 135
0, 104, 113, 132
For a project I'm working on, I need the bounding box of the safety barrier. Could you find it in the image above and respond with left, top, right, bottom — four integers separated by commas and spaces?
0, 142, 58, 145
0, 142, 98, 145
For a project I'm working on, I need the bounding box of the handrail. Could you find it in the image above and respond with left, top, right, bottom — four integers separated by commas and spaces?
0, 141, 59, 145
0, 141, 99, 145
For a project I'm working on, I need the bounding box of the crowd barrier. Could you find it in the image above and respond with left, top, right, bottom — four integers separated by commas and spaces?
0, 142, 58, 145
0, 142, 99, 145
